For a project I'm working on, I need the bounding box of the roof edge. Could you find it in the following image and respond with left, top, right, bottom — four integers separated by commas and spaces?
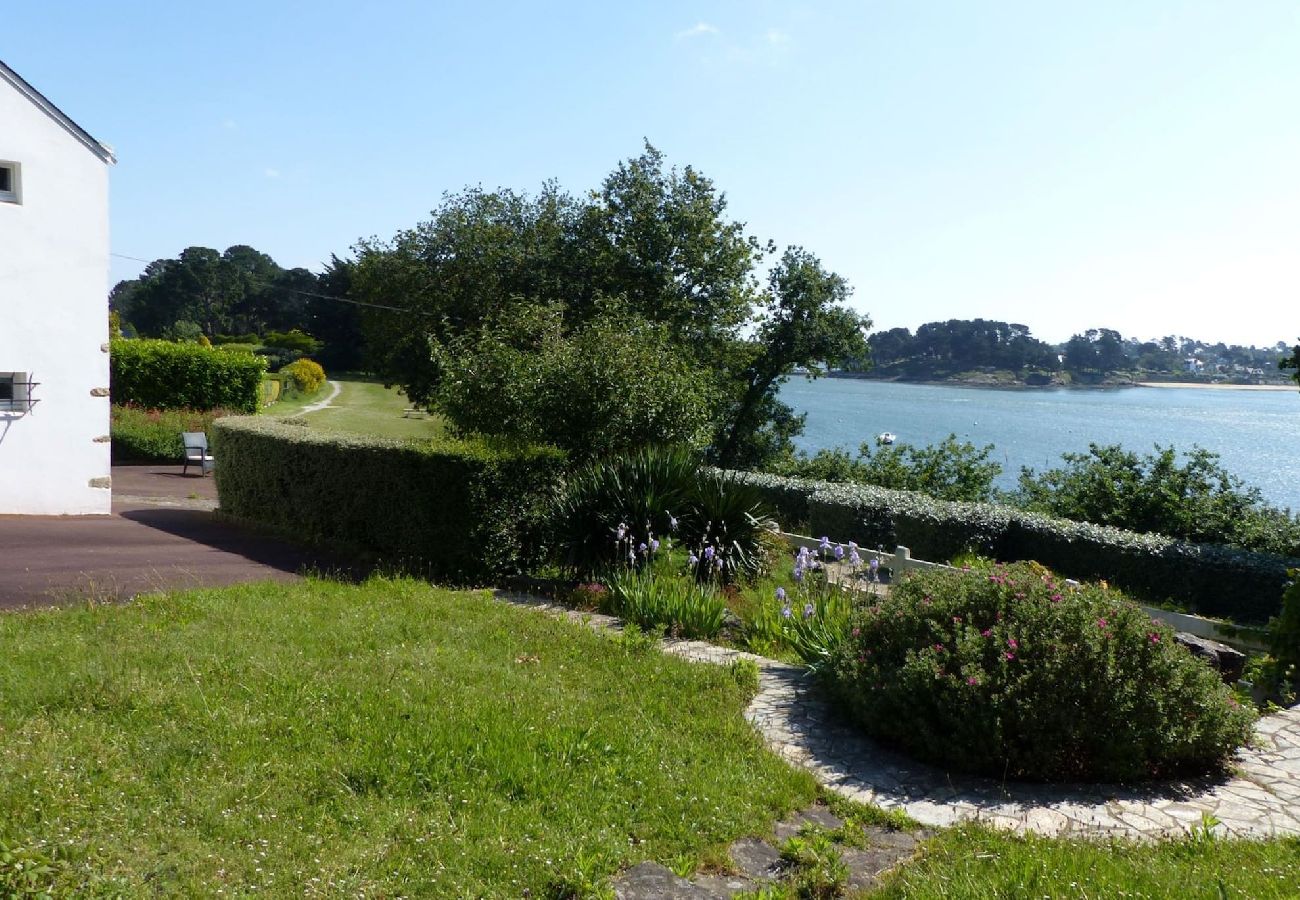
0, 60, 116, 165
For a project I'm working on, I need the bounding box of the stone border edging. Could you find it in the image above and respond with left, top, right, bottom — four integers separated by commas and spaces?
494, 591, 1300, 841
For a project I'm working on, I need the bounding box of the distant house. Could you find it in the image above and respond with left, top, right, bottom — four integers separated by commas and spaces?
0, 61, 115, 514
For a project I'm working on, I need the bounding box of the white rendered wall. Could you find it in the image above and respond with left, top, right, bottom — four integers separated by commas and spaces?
0, 81, 111, 515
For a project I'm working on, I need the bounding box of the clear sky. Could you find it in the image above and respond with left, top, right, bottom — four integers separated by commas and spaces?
7, 1, 1298, 347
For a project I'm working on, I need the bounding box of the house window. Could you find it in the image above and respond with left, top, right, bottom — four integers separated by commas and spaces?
0, 162, 20, 204
0, 373, 33, 413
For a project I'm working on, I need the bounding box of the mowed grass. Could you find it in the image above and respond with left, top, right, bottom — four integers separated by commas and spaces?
291, 378, 446, 440
874, 823, 1300, 899
0, 579, 816, 896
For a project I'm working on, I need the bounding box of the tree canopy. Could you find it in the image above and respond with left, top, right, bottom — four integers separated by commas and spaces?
352, 143, 871, 465
109, 247, 364, 371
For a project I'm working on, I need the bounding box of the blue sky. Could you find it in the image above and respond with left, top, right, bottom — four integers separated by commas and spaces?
7, 1, 1298, 346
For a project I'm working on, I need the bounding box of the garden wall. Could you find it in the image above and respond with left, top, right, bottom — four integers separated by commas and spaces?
212, 417, 566, 583
728, 471, 1294, 624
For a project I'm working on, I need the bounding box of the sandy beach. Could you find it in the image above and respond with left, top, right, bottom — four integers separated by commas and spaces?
1137, 381, 1296, 392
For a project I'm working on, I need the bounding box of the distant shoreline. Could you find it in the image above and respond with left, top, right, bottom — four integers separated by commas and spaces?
1136, 381, 1296, 393
828, 372, 1295, 392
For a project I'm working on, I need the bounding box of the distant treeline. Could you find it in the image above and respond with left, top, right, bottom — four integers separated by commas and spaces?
844, 319, 1290, 381
109, 246, 364, 372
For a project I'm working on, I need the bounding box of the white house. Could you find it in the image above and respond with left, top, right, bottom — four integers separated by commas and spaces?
0, 61, 115, 515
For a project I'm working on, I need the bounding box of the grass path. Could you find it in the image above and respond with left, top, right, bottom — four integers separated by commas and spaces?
283, 378, 446, 440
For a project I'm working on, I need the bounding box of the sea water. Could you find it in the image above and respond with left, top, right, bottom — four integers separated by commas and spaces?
780, 378, 1300, 511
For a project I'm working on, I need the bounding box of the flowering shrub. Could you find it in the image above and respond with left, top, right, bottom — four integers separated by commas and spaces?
278, 358, 326, 396
827, 562, 1256, 782
747, 540, 859, 670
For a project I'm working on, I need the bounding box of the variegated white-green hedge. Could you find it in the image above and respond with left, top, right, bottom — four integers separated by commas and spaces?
726, 471, 1294, 624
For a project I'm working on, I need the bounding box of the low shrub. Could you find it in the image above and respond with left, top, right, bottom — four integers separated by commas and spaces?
110, 405, 232, 463
827, 562, 1256, 782
279, 358, 326, 395
551, 446, 699, 576
111, 338, 266, 412
212, 416, 567, 583
552, 447, 777, 584
682, 470, 778, 583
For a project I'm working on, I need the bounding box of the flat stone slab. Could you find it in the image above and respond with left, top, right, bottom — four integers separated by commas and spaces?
727, 837, 784, 881
613, 861, 714, 899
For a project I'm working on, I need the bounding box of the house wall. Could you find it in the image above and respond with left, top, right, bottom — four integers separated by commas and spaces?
0, 79, 111, 515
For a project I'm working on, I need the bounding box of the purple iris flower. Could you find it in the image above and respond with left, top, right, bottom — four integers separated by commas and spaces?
775, 587, 787, 602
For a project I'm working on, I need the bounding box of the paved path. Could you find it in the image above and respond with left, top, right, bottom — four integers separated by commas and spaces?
497, 593, 1300, 842
0, 466, 348, 610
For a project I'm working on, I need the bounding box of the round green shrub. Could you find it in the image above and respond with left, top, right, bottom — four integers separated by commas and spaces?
827, 562, 1256, 782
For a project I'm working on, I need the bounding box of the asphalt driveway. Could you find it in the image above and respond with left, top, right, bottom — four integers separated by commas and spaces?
0, 466, 349, 610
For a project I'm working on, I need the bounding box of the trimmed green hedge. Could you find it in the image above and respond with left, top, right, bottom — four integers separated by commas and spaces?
727, 471, 1295, 624
211, 417, 567, 583
111, 339, 266, 413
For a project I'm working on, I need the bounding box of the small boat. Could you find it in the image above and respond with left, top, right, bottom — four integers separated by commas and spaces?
878, 432, 896, 445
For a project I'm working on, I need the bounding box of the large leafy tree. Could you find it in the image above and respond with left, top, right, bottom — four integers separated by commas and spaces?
352, 145, 870, 465
712, 247, 870, 468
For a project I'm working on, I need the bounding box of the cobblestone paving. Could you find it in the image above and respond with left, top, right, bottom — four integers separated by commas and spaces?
496, 592, 1300, 841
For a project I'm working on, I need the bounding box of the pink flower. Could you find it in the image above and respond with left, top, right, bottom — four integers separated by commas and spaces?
1050, 593, 1062, 603
1007, 637, 1019, 649
1148, 633, 1160, 643
1097, 617, 1109, 629
934, 643, 945, 652
851, 627, 861, 637
967, 676, 979, 686
981, 628, 992, 638
1005, 651, 1016, 660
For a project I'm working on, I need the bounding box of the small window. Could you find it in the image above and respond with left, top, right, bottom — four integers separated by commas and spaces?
0, 373, 34, 413
0, 162, 20, 204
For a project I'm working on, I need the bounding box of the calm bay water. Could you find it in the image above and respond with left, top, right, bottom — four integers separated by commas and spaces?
780, 378, 1300, 511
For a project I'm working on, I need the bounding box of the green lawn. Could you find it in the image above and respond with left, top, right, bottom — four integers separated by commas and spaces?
873, 823, 1300, 899
0, 579, 816, 897
270, 378, 446, 440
